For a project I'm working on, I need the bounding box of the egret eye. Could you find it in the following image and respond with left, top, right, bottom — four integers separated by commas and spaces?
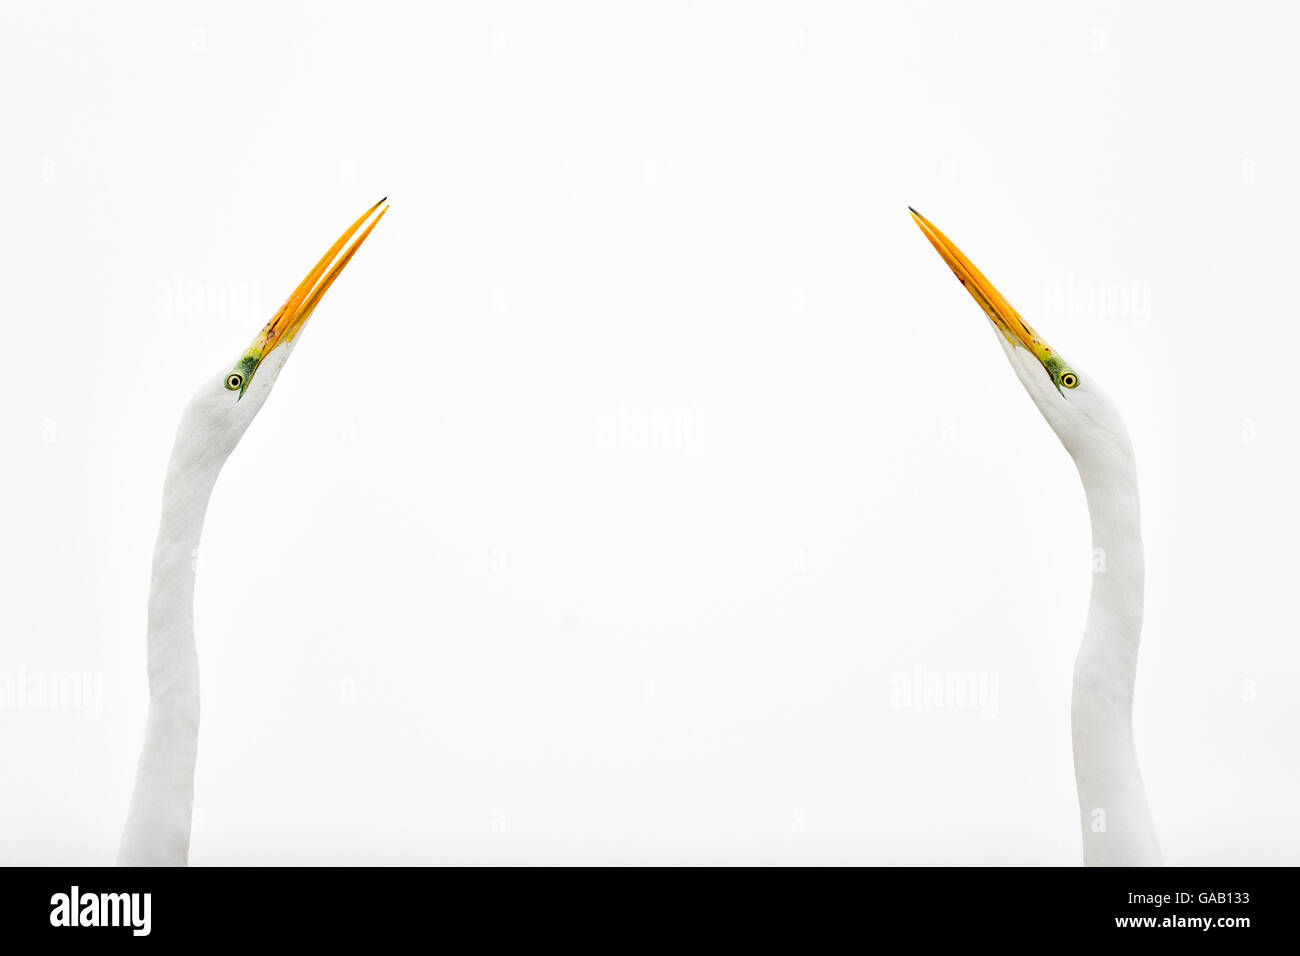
225, 373, 244, 391
1061, 372, 1079, 389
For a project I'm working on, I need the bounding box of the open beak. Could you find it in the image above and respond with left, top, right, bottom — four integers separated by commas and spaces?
252, 196, 384, 361
908, 207, 1060, 372
247, 197, 389, 363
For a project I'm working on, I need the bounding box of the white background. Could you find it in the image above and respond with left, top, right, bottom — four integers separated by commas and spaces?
2, 1, 1296, 865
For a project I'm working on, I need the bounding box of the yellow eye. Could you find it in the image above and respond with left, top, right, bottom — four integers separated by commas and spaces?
225, 373, 244, 391
1061, 372, 1079, 389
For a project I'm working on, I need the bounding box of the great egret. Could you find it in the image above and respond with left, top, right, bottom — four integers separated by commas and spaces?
909, 208, 1161, 866
118, 199, 389, 866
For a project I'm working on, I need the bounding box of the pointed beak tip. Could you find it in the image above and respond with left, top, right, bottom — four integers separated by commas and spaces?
909, 211, 1054, 365
256, 199, 388, 355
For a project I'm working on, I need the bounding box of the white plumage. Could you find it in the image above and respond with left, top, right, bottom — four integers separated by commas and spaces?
118, 200, 388, 866
911, 208, 1160, 866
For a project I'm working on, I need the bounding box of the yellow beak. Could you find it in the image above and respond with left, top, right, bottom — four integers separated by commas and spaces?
250, 197, 390, 360
908, 206, 1059, 370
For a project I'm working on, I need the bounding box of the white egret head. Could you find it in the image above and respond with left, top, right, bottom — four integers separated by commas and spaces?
908, 207, 1130, 470
178, 198, 388, 461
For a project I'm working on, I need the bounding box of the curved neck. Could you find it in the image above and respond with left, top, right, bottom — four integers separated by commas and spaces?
118, 431, 224, 866
1068, 437, 1161, 865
